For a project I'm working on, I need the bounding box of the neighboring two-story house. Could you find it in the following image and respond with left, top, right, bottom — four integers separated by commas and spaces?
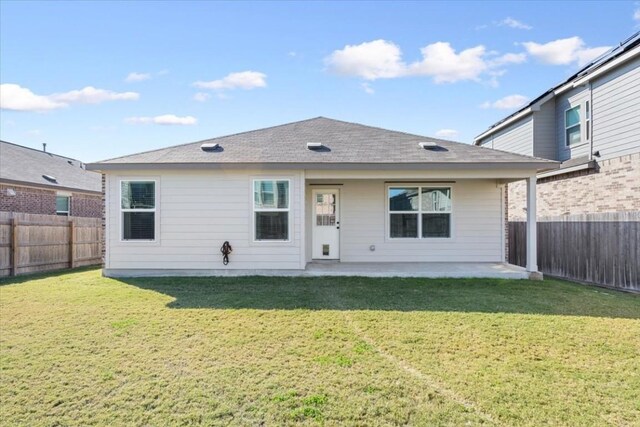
475, 32, 639, 221
0, 141, 102, 218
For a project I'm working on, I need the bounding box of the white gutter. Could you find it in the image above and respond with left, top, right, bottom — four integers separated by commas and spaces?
571, 45, 640, 88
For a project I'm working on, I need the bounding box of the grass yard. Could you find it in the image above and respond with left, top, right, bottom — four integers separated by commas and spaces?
1, 269, 639, 426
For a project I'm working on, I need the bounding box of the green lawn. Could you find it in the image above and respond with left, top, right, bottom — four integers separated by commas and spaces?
1, 269, 639, 426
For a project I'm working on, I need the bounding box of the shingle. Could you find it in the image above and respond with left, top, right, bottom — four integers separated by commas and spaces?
95, 117, 556, 166
0, 141, 101, 193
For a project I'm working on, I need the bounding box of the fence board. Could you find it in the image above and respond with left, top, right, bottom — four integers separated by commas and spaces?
0, 212, 102, 277
509, 211, 640, 291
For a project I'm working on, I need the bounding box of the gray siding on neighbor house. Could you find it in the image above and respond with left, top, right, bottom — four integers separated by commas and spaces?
555, 86, 591, 162
591, 56, 640, 161
533, 100, 557, 160
477, 115, 533, 156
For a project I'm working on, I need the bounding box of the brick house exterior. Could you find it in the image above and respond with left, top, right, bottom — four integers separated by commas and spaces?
0, 183, 102, 217
0, 141, 102, 218
507, 153, 640, 220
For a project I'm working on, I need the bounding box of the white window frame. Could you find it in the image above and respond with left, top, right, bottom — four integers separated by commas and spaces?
584, 100, 591, 142
252, 178, 291, 242
564, 105, 582, 147
55, 193, 71, 216
386, 185, 453, 240
119, 179, 157, 242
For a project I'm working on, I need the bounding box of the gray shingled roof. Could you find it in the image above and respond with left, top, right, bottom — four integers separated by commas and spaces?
92, 117, 556, 169
0, 141, 101, 193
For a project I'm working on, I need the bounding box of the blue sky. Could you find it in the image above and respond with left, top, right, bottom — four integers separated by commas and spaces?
1, 1, 639, 162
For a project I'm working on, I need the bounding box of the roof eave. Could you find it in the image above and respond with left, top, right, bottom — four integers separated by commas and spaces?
87, 161, 559, 173
0, 178, 102, 195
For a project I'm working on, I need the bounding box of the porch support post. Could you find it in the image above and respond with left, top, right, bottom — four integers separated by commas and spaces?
525, 175, 539, 275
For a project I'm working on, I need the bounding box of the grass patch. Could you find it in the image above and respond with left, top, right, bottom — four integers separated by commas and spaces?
1, 269, 639, 426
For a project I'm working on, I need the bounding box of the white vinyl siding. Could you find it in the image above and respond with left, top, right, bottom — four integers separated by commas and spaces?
591, 56, 640, 161
476, 115, 534, 156
105, 170, 304, 270
306, 179, 503, 263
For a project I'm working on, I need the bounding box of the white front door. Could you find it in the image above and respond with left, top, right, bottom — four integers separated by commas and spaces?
312, 189, 340, 259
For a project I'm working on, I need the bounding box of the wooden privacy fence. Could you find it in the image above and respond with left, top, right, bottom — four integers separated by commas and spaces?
0, 212, 102, 277
509, 211, 639, 291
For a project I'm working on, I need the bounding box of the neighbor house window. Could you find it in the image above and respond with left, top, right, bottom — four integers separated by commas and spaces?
121, 181, 155, 241
565, 105, 581, 146
389, 186, 451, 238
253, 180, 289, 241
56, 195, 70, 216
585, 101, 590, 141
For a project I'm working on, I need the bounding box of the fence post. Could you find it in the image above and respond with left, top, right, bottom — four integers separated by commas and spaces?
10, 218, 18, 276
69, 220, 75, 269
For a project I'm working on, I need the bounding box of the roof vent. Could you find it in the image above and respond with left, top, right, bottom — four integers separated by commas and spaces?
67, 160, 74, 166
418, 141, 439, 150
42, 174, 57, 183
307, 142, 324, 150
201, 142, 220, 151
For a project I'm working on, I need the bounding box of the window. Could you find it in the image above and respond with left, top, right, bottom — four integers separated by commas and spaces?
389, 186, 451, 239
121, 181, 155, 241
56, 195, 70, 216
565, 106, 581, 146
253, 180, 289, 241
585, 101, 590, 141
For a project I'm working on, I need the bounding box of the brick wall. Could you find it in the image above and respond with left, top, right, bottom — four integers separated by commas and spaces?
0, 184, 56, 215
508, 152, 640, 220
70, 192, 102, 218
0, 184, 102, 218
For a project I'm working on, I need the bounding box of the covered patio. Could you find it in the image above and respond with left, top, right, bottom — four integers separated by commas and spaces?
304, 261, 532, 279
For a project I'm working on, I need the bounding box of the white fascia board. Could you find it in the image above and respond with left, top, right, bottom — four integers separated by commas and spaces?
571, 46, 640, 87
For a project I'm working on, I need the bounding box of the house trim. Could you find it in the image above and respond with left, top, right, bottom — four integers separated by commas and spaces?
87, 161, 556, 172
537, 160, 596, 179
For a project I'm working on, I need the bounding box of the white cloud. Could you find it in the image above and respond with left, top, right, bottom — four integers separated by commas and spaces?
193, 92, 211, 102
361, 82, 374, 94
27, 129, 42, 136
490, 52, 527, 66
193, 71, 267, 90
435, 129, 459, 139
499, 17, 532, 30
50, 86, 139, 104
634, 7, 640, 21
125, 114, 197, 126
480, 94, 530, 110
522, 37, 611, 66
125, 72, 151, 83
409, 42, 488, 83
0, 84, 66, 111
326, 39, 525, 85
325, 39, 405, 80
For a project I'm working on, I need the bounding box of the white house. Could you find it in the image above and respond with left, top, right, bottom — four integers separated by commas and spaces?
88, 117, 557, 278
